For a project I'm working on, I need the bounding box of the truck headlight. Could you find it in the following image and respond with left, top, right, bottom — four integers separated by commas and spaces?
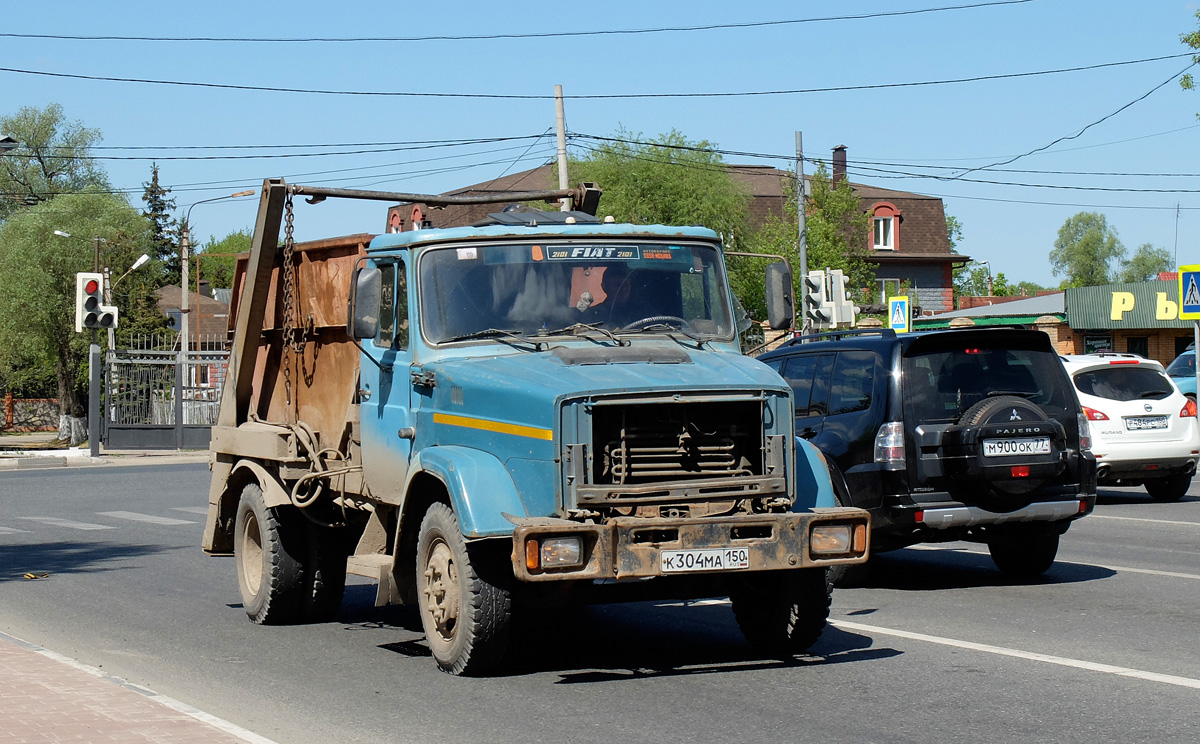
810, 525, 852, 555
526, 536, 584, 570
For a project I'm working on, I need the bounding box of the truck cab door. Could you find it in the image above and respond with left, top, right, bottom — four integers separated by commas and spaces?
359, 259, 414, 502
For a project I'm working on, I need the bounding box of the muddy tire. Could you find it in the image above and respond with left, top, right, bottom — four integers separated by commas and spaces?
301, 523, 350, 622
987, 527, 1059, 578
415, 503, 513, 675
234, 483, 306, 624
1145, 473, 1191, 502
730, 568, 830, 656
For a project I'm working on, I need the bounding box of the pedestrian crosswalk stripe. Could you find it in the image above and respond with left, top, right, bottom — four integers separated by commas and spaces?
16, 517, 114, 531
1186, 275, 1200, 307
97, 511, 195, 526
171, 507, 210, 515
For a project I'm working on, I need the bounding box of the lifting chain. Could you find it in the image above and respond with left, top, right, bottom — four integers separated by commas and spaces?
281, 192, 302, 407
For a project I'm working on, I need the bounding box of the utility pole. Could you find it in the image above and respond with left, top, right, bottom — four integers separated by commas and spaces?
796, 131, 808, 333
555, 85, 569, 212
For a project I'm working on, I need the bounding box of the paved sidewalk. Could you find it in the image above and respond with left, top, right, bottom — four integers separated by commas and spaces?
0, 432, 208, 470
0, 633, 275, 743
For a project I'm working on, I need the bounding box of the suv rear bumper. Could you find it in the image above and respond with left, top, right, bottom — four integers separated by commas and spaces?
912, 499, 1088, 530
510, 509, 870, 582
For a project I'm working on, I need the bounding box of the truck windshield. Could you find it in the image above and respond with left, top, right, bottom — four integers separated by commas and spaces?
418, 241, 735, 344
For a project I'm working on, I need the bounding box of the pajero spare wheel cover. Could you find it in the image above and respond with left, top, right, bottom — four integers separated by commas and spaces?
941, 395, 1067, 508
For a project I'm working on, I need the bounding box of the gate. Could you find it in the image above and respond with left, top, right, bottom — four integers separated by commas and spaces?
104, 333, 229, 450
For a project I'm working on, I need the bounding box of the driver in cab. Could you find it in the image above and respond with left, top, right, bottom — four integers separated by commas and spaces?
579, 263, 648, 328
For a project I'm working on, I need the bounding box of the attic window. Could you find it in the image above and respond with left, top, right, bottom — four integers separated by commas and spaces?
873, 217, 894, 250
871, 202, 901, 251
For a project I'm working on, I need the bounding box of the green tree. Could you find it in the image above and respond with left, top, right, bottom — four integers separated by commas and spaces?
141, 163, 180, 285
1118, 243, 1172, 283
955, 260, 1012, 299
1181, 12, 1200, 94
0, 192, 153, 441
195, 229, 252, 291
566, 128, 749, 239
0, 103, 109, 222
946, 214, 963, 251
1050, 212, 1125, 288
744, 164, 875, 319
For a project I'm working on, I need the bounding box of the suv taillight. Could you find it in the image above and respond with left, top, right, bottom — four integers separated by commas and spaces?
874, 421, 905, 464
1082, 406, 1108, 421
1077, 411, 1091, 452
1182, 398, 1197, 418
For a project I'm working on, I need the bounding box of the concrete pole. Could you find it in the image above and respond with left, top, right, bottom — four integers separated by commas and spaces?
88, 342, 100, 457
179, 222, 190, 430
796, 131, 808, 334
555, 85, 570, 212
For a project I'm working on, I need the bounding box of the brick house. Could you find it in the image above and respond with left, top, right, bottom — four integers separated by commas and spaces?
387, 148, 966, 313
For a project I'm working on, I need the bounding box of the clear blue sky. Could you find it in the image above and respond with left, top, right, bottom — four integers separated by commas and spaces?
4, 0, 1200, 287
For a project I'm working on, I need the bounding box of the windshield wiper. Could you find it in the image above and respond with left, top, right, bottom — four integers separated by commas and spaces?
620, 322, 705, 343
444, 328, 544, 350
983, 389, 1037, 399
538, 322, 630, 347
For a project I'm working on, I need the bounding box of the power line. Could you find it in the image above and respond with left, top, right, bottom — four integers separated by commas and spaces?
0, 52, 1187, 100
0, 2, 1036, 44
56, 135, 550, 152
950, 63, 1197, 178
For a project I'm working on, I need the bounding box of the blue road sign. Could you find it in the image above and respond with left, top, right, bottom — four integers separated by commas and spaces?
888, 296, 910, 333
1180, 265, 1200, 321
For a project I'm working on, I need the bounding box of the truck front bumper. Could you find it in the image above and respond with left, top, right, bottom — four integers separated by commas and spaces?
510, 508, 870, 582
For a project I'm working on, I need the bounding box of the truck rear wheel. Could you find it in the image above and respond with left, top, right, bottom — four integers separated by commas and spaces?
234, 483, 305, 624
415, 503, 513, 675
730, 567, 830, 656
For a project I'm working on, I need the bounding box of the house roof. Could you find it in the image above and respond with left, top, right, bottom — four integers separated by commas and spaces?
928, 292, 1065, 318
155, 286, 230, 340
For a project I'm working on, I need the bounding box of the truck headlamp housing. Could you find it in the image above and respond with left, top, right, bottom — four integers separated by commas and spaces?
526, 536, 584, 570
810, 525, 853, 555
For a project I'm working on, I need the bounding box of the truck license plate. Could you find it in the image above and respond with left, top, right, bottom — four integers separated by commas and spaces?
983, 437, 1051, 456
1125, 416, 1168, 431
660, 548, 750, 573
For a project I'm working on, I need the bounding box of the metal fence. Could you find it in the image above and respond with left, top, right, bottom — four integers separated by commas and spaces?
105, 332, 229, 449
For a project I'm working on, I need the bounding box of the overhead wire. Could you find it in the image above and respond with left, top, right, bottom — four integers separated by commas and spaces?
0, 2, 1037, 44
0, 53, 1188, 100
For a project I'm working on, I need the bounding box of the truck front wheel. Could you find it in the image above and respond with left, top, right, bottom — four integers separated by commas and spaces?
730, 567, 830, 656
415, 503, 513, 675
234, 483, 305, 624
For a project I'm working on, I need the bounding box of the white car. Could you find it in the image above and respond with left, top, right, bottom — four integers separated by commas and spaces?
1062, 353, 1199, 501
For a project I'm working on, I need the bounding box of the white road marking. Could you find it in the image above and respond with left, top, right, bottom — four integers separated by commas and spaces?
97, 511, 195, 526
16, 517, 114, 531
905, 545, 1200, 580
832, 619, 1200, 690
1089, 514, 1198, 527
172, 507, 210, 515
0, 526, 32, 534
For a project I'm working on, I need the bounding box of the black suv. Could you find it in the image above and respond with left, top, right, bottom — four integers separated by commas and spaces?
758, 327, 1097, 580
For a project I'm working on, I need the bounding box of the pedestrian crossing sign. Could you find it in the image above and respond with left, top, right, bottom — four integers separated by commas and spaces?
888, 296, 910, 333
1180, 265, 1200, 320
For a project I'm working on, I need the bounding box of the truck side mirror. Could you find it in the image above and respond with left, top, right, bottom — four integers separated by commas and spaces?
764, 262, 794, 331
347, 266, 381, 340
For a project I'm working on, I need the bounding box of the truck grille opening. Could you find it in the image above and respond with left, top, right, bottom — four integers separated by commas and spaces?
593, 401, 763, 485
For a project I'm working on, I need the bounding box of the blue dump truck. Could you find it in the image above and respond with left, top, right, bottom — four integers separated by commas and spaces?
203, 179, 869, 675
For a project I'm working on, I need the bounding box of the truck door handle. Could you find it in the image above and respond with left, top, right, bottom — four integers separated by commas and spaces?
799, 427, 818, 439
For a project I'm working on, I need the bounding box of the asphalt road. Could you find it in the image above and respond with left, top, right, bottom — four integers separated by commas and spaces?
1, 464, 1197, 744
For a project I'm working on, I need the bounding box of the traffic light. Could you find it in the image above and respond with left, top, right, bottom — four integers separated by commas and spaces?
803, 270, 831, 327
828, 269, 858, 327
75, 272, 118, 331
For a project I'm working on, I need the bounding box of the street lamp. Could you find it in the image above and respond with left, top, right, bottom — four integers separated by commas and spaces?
979, 260, 994, 296
179, 189, 254, 361
176, 189, 254, 441
112, 253, 151, 292
53, 230, 107, 273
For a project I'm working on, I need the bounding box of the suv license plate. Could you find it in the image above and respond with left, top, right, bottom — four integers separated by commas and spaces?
660, 548, 750, 573
1125, 416, 1168, 431
983, 437, 1051, 456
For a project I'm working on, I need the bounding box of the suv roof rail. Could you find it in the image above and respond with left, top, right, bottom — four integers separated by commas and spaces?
784, 328, 897, 346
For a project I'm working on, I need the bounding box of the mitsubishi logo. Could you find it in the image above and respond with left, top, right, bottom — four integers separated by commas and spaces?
1009, 409, 1022, 421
